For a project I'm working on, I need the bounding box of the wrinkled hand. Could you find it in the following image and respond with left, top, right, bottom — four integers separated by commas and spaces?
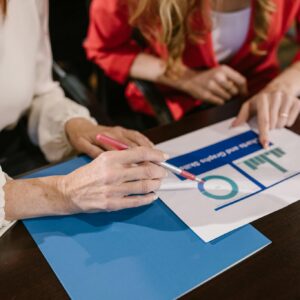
61, 147, 168, 213
65, 118, 153, 158
179, 65, 248, 105
232, 90, 300, 148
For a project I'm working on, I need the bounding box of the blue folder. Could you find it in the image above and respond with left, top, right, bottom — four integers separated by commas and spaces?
23, 156, 271, 300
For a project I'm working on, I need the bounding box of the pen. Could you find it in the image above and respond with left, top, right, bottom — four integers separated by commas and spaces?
159, 181, 199, 191
96, 134, 205, 184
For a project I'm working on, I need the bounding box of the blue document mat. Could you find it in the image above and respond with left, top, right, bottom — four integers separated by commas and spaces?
23, 156, 271, 300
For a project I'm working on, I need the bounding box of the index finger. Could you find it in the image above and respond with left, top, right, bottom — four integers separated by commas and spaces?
222, 65, 248, 95
116, 146, 169, 164
125, 130, 154, 148
257, 94, 270, 149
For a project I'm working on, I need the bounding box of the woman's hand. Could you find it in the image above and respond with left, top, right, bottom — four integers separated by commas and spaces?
60, 147, 168, 213
130, 54, 248, 105
232, 89, 300, 148
65, 118, 153, 158
177, 65, 248, 105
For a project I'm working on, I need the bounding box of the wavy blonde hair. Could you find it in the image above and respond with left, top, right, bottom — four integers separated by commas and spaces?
128, 0, 276, 71
252, 0, 276, 54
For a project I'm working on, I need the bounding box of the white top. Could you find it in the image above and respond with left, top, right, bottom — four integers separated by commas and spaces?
211, 7, 251, 62
0, 0, 95, 236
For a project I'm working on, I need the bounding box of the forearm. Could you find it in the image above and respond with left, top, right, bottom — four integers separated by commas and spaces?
129, 53, 189, 89
129, 53, 166, 81
266, 61, 300, 96
4, 176, 70, 221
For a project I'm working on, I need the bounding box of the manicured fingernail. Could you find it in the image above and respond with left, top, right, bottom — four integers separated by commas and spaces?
163, 153, 170, 160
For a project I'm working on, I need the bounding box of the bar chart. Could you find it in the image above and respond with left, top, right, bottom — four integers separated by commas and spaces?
243, 147, 287, 173
234, 146, 294, 188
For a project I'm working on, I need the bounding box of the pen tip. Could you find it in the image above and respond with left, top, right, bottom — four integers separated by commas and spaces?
195, 177, 204, 184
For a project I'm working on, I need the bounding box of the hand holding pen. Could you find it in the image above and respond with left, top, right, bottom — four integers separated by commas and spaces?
96, 134, 204, 185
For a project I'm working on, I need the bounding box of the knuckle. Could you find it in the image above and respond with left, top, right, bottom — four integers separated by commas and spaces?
144, 163, 154, 178
100, 151, 113, 164
215, 70, 226, 81
207, 79, 215, 88
214, 72, 223, 81
141, 180, 151, 194
157, 166, 168, 178
137, 146, 149, 161
101, 170, 115, 184
274, 91, 281, 97
101, 185, 114, 197
152, 179, 162, 191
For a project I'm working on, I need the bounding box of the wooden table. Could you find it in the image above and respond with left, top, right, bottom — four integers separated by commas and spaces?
1, 100, 299, 300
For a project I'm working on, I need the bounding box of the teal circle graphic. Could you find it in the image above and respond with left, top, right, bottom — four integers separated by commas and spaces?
198, 175, 239, 200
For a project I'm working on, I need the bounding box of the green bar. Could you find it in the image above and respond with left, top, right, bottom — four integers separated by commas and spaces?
261, 154, 287, 173
276, 148, 286, 155
270, 149, 282, 158
256, 156, 265, 164
249, 158, 259, 166
244, 160, 257, 170
252, 157, 264, 165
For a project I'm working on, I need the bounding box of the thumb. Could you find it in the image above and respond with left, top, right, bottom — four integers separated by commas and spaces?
232, 102, 251, 127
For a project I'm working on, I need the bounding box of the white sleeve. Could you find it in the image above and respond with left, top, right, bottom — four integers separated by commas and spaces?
0, 166, 16, 237
28, 0, 96, 162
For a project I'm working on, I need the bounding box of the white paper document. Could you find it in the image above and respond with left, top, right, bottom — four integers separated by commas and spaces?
157, 118, 300, 242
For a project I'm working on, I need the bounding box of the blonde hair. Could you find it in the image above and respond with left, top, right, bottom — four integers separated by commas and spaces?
252, 0, 276, 55
128, 0, 276, 72
129, 0, 210, 73
0, 0, 7, 15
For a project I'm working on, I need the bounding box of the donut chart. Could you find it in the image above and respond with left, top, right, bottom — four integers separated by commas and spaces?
198, 175, 239, 200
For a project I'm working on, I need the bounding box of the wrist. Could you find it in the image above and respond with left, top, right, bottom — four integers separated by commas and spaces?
54, 175, 78, 215
65, 117, 93, 137
159, 66, 196, 92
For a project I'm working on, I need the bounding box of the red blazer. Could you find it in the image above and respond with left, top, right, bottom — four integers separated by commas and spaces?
84, 0, 300, 120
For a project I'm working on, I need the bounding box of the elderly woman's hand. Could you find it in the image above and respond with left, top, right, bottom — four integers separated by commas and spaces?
60, 146, 168, 213
65, 118, 154, 158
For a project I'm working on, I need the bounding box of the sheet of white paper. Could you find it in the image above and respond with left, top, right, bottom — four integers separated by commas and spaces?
157, 118, 300, 242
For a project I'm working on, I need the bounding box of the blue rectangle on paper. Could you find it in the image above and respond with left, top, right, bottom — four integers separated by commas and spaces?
23, 156, 271, 300
168, 130, 262, 178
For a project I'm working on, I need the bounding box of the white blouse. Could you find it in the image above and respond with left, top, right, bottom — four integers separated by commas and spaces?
212, 7, 251, 62
0, 0, 95, 235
